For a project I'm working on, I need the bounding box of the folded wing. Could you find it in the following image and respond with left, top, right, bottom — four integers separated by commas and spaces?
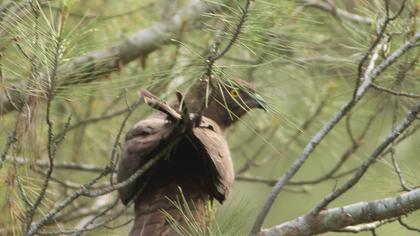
117, 90, 234, 205
117, 117, 175, 204
192, 117, 234, 202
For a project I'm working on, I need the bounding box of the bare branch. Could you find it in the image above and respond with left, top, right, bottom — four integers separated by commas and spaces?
300, 0, 373, 25
208, 0, 251, 62
259, 188, 420, 236
371, 83, 420, 98
312, 101, 420, 213
5, 156, 107, 172
334, 218, 397, 233
249, 33, 420, 235
398, 218, 420, 233
390, 99, 411, 192
289, 106, 384, 186
352, 0, 406, 101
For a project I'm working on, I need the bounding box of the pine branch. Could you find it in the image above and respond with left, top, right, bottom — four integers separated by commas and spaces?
0, 0, 219, 116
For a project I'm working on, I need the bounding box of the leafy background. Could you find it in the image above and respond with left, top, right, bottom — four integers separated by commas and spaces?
0, 0, 419, 235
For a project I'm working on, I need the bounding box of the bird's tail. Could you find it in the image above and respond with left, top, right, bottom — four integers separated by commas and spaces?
129, 184, 210, 236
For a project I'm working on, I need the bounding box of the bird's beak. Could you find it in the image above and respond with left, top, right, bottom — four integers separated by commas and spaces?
254, 94, 267, 111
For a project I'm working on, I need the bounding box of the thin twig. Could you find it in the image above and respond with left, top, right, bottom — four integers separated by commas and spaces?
371, 83, 420, 98
53, 100, 141, 142
5, 156, 108, 172
352, 0, 406, 101
23, 19, 64, 233
390, 99, 411, 191
398, 217, 420, 233
289, 106, 384, 186
208, 0, 251, 62
301, 0, 373, 24
312, 102, 420, 213
334, 218, 397, 233
249, 33, 420, 235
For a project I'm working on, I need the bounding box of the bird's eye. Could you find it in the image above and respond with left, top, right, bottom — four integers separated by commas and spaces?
229, 89, 239, 97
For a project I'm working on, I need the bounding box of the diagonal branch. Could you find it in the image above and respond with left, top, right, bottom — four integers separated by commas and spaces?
312, 101, 420, 213
249, 33, 420, 235
259, 188, 420, 236
0, 0, 218, 115
5, 156, 107, 172
300, 0, 373, 24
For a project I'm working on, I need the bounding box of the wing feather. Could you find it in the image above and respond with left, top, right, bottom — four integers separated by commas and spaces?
192, 117, 234, 202
117, 117, 175, 204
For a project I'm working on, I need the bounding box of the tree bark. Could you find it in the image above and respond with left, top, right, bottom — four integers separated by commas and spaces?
259, 188, 420, 236
0, 0, 217, 115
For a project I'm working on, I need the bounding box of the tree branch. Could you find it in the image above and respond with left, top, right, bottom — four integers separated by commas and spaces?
5, 156, 107, 172
0, 0, 218, 115
300, 0, 373, 25
249, 33, 420, 235
259, 188, 420, 236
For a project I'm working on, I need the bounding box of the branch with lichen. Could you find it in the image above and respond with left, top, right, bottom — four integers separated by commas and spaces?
259, 188, 420, 236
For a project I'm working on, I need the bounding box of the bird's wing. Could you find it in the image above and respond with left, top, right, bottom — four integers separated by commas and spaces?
117, 90, 182, 205
117, 117, 175, 205
192, 117, 234, 202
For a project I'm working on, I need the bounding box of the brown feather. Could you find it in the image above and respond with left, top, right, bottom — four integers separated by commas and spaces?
117, 83, 264, 235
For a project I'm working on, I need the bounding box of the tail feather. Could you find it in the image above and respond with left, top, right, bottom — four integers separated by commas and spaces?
130, 184, 209, 236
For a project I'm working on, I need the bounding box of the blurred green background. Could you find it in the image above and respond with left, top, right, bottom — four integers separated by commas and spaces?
0, 0, 419, 235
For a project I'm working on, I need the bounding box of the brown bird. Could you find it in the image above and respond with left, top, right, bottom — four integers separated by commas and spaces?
117, 79, 265, 236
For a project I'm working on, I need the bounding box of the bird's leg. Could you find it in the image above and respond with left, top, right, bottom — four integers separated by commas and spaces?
175, 91, 189, 120
176, 91, 202, 133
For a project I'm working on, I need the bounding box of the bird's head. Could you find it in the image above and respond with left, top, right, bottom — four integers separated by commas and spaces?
202, 78, 266, 128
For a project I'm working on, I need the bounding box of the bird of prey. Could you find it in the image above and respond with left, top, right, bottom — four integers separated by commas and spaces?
117, 79, 265, 236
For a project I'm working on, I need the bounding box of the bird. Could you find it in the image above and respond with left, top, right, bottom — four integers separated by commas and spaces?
117, 78, 265, 236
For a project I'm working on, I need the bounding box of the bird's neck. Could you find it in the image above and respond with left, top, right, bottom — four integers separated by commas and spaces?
202, 104, 236, 130
183, 81, 241, 129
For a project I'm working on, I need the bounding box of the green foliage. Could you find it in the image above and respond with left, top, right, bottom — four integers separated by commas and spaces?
163, 188, 248, 236
0, 0, 419, 235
